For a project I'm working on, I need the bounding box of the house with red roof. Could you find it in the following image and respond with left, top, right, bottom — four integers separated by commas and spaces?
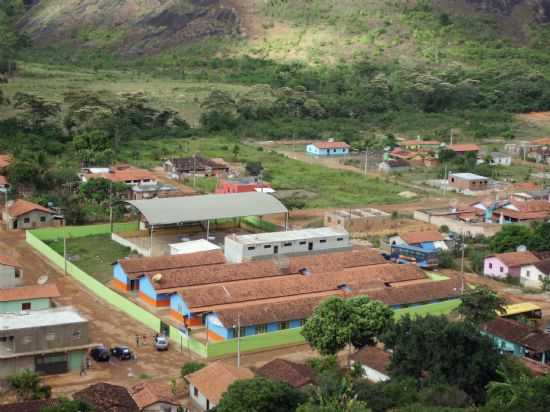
446, 143, 480, 156
307, 141, 350, 156
483, 251, 540, 279
80, 165, 157, 187
399, 139, 441, 152
2, 199, 57, 230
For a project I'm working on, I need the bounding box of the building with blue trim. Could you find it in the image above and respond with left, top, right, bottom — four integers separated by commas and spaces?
306, 142, 350, 156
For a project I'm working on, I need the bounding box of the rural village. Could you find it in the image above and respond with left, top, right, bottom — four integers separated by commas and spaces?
2, 1, 550, 411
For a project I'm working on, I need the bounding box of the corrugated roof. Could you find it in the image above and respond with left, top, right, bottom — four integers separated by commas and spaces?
128, 192, 288, 226
0, 284, 60, 303
84, 165, 154, 183
185, 362, 254, 404
0, 307, 87, 330
0, 154, 12, 169
534, 258, 550, 275
400, 230, 444, 245
130, 381, 179, 409
483, 318, 550, 353
450, 172, 488, 180
229, 227, 348, 245
311, 141, 350, 149
74, 383, 139, 412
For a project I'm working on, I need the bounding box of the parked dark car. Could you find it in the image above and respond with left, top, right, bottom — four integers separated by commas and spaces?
90, 345, 110, 362
110, 346, 133, 360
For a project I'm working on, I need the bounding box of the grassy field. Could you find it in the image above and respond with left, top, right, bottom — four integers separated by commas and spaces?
395, 299, 461, 318
120, 136, 408, 207
48, 235, 132, 283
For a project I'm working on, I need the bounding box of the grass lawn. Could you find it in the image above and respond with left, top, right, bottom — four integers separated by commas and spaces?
48, 235, 132, 284
120, 136, 409, 208
395, 299, 461, 318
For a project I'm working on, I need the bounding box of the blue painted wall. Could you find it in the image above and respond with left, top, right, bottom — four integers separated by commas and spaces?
418, 242, 436, 251
139, 276, 170, 302
113, 263, 128, 284
170, 293, 190, 316
306, 144, 349, 156
482, 332, 525, 356
206, 314, 231, 339
208, 316, 306, 340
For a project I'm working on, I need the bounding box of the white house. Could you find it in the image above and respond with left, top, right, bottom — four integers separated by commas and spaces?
185, 361, 254, 411
0, 255, 23, 288
306, 141, 350, 156
520, 259, 550, 290
490, 152, 512, 166
350, 346, 391, 383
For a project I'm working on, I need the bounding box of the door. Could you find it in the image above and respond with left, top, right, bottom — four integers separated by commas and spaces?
129, 279, 137, 291
13, 219, 17, 229
308, 242, 313, 251
35, 353, 68, 375
274, 246, 279, 254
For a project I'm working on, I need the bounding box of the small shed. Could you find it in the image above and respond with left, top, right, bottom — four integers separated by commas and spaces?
448, 172, 489, 191
169, 239, 221, 256
378, 159, 411, 174
2, 199, 57, 230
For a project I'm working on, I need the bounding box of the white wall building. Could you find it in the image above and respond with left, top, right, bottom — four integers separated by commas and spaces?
0, 256, 23, 289
520, 260, 550, 290
224, 227, 351, 263
169, 239, 221, 256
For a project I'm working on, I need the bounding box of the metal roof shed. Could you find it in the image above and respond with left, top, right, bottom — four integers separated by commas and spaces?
127, 192, 288, 227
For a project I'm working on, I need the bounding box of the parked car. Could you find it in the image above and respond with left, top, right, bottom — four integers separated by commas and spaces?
155, 335, 169, 351
90, 345, 110, 362
110, 346, 133, 360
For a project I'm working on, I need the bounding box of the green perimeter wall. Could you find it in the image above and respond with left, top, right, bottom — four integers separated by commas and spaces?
27, 224, 460, 359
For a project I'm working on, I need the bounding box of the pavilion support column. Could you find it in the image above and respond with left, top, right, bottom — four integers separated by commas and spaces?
284, 213, 289, 231
206, 220, 210, 240
149, 225, 154, 257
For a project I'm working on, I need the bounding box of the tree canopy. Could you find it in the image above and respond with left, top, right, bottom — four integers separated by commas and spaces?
488, 225, 531, 253
301, 296, 393, 355
455, 286, 507, 325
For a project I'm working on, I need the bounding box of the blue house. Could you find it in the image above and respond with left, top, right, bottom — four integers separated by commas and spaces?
306, 141, 350, 156
482, 317, 550, 364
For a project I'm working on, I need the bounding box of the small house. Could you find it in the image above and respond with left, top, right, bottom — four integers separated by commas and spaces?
399, 139, 441, 152
80, 165, 156, 187
74, 383, 139, 412
483, 251, 540, 279
390, 230, 448, 252
492, 200, 550, 223
130, 381, 183, 412
163, 156, 229, 179
256, 359, 315, 389
378, 159, 411, 174
2, 199, 57, 230
215, 177, 273, 194
446, 144, 480, 156
0, 284, 60, 313
306, 141, 350, 156
520, 259, 550, 290
482, 317, 550, 364
448, 173, 489, 192
490, 152, 512, 166
185, 361, 254, 411
350, 346, 391, 382
0, 255, 23, 288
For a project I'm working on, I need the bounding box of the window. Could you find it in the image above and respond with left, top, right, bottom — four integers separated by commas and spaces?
40, 216, 46, 222
298, 319, 306, 327
337, 237, 344, 241
299, 241, 306, 245
0, 336, 14, 342
280, 321, 290, 330
21, 302, 31, 311
283, 242, 292, 247
256, 324, 268, 334
247, 246, 256, 251
14, 270, 20, 278
22, 336, 32, 345
500, 267, 504, 273
72, 330, 81, 339
488, 263, 493, 269
263, 245, 272, 249
526, 270, 531, 278
193, 386, 199, 397
45, 332, 56, 341
327, 216, 332, 222
23, 217, 30, 223
319, 239, 327, 243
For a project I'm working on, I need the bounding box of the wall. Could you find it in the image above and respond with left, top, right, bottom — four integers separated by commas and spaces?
484, 257, 509, 279
112, 263, 129, 292
0, 298, 50, 313
520, 265, 546, 289
112, 232, 151, 256
0, 264, 22, 288
0, 355, 34, 378
414, 210, 501, 237
138, 277, 170, 307
189, 384, 212, 410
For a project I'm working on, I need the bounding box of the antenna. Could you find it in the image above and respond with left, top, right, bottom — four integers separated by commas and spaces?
37, 275, 48, 285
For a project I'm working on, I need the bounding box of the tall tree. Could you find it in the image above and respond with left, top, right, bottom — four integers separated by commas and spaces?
216, 377, 307, 412
488, 225, 532, 253
527, 222, 550, 252
302, 296, 393, 355
455, 286, 507, 325
7, 370, 51, 401
381, 315, 501, 403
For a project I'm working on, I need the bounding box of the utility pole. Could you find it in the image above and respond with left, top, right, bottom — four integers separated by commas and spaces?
363, 149, 368, 176
193, 153, 197, 189
450, 129, 454, 146
460, 230, 465, 294
237, 314, 241, 368
149, 225, 154, 257
109, 181, 113, 233
63, 217, 67, 276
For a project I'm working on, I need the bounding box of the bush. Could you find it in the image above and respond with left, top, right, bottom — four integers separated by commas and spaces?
181, 362, 206, 377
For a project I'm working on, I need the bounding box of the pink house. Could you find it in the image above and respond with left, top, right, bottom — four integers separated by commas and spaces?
483, 251, 540, 279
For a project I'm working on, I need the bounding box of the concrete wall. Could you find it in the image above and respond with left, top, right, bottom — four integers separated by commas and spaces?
484, 257, 509, 279
189, 384, 213, 411
0, 355, 34, 378
482, 333, 525, 356
5, 210, 55, 230
520, 265, 546, 289
0, 263, 23, 288
448, 176, 488, 191
0, 298, 51, 313
112, 233, 151, 256
414, 210, 501, 237
224, 233, 350, 263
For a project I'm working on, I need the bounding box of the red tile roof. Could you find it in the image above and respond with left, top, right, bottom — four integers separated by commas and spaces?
7, 199, 55, 218
490, 251, 540, 268
0, 255, 21, 268
350, 346, 391, 376
84, 165, 154, 183
0, 284, 60, 302
533, 137, 550, 145
130, 381, 180, 410
256, 359, 315, 388
0, 154, 12, 169
447, 144, 480, 152
185, 361, 254, 404
400, 230, 444, 245
400, 140, 441, 146
482, 318, 550, 353
312, 141, 350, 149
73, 383, 139, 412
